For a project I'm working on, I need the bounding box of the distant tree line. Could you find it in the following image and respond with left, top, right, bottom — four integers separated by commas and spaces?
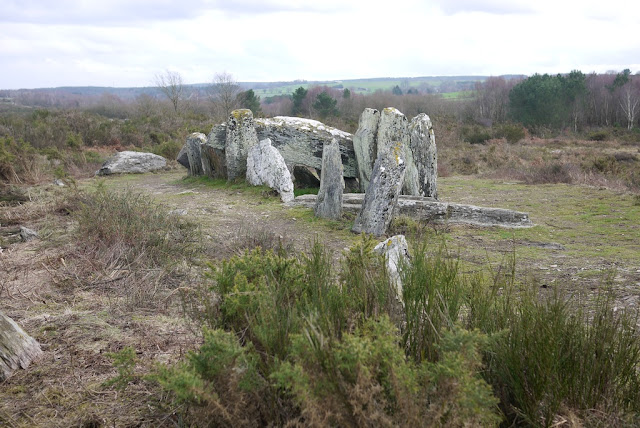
472, 70, 640, 131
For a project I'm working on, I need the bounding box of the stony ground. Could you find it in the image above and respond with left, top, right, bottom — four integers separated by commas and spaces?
1, 167, 639, 426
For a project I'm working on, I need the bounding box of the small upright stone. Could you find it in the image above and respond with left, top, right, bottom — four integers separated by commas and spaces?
409, 113, 438, 199
315, 139, 344, 220
352, 139, 407, 236
186, 133, 206, 177
374, 235, 410, 303
226, 109, 258, 181
353, 108, 380, 192
246, 138, 294, 203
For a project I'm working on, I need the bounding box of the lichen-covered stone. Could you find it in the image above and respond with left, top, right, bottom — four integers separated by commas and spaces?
375, 108, 419, 196
409, 113, 437, 198
246, 138, 294, 202
1, 311, 42, 381
374, 235, 410, 302
353, 108, 380, 191
352, 139, 407, 236
96, 151, 166, 176
315, 139, 344, 220
255, 116, 357, 178
186, 133, 206, 177
226, 109, 258, 181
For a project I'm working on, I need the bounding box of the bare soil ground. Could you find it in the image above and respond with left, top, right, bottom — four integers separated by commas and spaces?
1, 167, 639, 426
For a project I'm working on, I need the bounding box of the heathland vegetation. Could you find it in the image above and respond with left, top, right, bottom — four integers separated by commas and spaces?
1, 70, 640, 426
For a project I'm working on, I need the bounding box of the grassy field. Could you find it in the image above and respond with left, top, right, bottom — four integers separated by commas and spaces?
255, 76, 486, 98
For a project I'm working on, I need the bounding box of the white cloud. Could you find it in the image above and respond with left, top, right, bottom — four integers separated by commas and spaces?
0, 0, 638, 88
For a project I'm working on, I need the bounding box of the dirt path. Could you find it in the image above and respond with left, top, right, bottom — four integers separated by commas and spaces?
115, 170, 358, 259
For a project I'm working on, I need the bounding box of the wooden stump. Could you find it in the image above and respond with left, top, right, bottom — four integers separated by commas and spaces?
1, 311, 42, 381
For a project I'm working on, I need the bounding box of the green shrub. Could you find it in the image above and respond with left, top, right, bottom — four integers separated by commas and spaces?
65, 132, 83, 150
152, 140, 182, 160
156, 236, 640, 426
494, 123, 526, 143
587, 130, 608, 141
462, 126, 491, 144
467, 279, 640, 426
103, 347, 138, 391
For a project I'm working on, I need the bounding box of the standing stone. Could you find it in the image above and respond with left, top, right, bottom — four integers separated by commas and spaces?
201, 124, 227, 179
376, 108, 419, 196
246, 138, 294, 203
409, 113, 438, 199
374, 234, 410, 304
226, 109, 258, 181
315, 139, 344, 220
352, 139, 407, 236
353, 108, 380, 192
186, 133, 206, 177
1, 311, 42, 381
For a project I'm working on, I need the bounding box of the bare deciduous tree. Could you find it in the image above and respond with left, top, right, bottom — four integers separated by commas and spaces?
210, 72, 240, 120
155, 70, 184, 113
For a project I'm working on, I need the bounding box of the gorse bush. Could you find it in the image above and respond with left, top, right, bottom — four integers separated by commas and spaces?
156, 234, 640, 427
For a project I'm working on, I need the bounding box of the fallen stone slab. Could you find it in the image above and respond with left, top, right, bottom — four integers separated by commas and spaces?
288, 194, 533, 229
96, 151, 167, 176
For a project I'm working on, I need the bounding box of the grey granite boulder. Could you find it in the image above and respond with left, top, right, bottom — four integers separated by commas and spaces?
186, 133, 206, 177
226, 109, 259, 181
246, 138, 294, 203
314, 139, 344, 220
201, 124, 227, 179
96, 151, 166, 176
353, 108, 380, 192
1, 311, 42, 381
255, 116, 357, 178
409, 113, 438, 199
352, 137, 407, 236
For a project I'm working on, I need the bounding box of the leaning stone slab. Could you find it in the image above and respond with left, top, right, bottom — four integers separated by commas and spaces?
289, 194, 533, 229
315, 139, 344, 220
96, 151, 166, 176
352, 139, 407, 236
1, 311, 42, 381
186, 133, 206, 177
226, 109, 259, 181
353, 108, 380, 192
255, 116, 357, 178
247, 138, 294, 203
409, 113, 438, 199
176, 145, 189, 169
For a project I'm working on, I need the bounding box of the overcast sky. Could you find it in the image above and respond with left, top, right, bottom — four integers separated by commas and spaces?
1, 0, 638, 89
